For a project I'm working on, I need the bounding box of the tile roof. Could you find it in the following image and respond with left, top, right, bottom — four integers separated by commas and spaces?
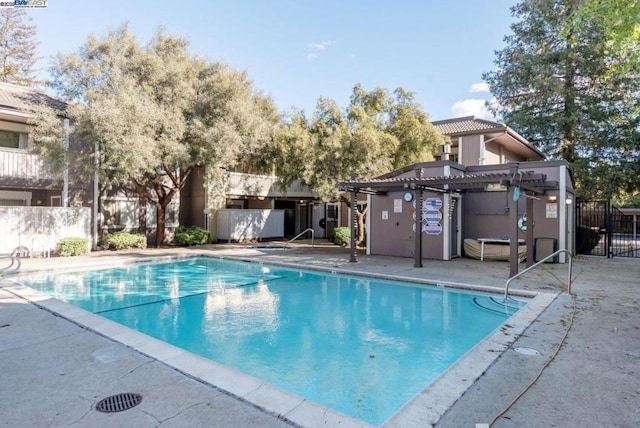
432, 116, 506, 135
0, 82, 67, 113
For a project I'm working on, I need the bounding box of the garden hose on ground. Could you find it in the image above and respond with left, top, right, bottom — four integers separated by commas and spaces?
487, 292, 577, 427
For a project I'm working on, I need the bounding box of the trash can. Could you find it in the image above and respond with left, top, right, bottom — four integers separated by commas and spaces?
534, 237, 558, 263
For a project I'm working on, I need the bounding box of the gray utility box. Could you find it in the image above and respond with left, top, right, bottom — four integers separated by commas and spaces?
534, 237, 558, 263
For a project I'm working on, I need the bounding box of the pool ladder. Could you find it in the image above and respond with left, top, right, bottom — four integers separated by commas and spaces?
0, 254, 21, 275
284, 228, 314, 249
504, 249, 573, 299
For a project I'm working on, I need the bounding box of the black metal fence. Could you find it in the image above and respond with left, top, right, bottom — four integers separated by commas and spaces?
576, 199, 640, 258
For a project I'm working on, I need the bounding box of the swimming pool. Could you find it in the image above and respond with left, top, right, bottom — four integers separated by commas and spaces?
17, 256, 528, 425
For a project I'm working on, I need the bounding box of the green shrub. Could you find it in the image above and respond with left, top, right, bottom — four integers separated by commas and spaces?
174, 226, 210, 246
332, 227, 351, 247
576, 226, 601, 254
56, 237, 88, 257
103, 231, 147, 250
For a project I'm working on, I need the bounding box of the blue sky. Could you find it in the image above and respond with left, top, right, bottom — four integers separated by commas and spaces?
26, 1, 517, 121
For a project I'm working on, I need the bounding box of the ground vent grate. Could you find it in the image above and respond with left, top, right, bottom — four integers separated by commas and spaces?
95, 393, 142, 413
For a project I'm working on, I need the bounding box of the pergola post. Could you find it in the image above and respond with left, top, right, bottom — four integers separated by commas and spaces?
526, 195, 535, 267
508, 163, 520, 277
414, 168, 423, 268
349, 173, 358, 263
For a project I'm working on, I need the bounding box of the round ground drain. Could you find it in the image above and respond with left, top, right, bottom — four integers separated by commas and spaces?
95, 393, 142, 413
514, 347, 541, 356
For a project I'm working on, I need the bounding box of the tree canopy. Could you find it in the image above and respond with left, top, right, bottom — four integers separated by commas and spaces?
0, 9, 39, 85
484, 0, 640, 199
34, 25, 279, 246
263, 84, 445, 243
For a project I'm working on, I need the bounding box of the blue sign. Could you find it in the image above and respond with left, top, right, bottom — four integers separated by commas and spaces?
423, 210, 443, 222
424, 223, 442, 235
424, 197, 443, 209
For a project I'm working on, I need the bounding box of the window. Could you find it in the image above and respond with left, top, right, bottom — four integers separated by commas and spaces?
0, 131, 28, 149
0, 198, 27, 206
146, 200, 179, 228
448, 141, 460, 163
0, 190, 31, 206
102, 197, 139, 228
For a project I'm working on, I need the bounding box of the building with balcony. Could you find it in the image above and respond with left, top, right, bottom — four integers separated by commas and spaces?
0, 82, 70, 207
180, 167, 336, 242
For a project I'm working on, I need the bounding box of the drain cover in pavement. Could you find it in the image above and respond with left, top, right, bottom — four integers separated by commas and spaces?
95, 393, 142, 413
514, 347, 541, 356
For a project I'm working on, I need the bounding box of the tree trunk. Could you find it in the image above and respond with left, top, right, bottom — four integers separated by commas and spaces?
356, 206, 368, 246
155, 203, 166, 248
131, 164, 197, 249
341, 195, 368, 247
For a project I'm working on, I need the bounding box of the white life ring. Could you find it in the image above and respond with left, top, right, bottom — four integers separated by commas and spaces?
518, 215, 527, 231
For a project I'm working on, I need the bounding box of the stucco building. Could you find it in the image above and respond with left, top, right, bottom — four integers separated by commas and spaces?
339, 116, 575, 274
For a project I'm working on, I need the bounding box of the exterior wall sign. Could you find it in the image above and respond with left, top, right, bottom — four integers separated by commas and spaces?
546, 203, 558, 218
423, 197, 443, 235
382, 210, 389, 220
424, 223, 443, 235
424, 197, 443, 209
423, 210, 442, 222
394, 199, 402, 213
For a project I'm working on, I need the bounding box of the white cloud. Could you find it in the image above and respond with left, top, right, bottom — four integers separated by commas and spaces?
308, 40, 335, 51
469, 82, 490, 93
307, 53, 317, 61
451, 99, 494, 119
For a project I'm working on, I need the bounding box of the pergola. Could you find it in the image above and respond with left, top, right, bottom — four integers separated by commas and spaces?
337, 162, 558, 276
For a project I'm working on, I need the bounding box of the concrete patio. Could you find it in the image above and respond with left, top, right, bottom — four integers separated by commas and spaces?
1, 242, 638, 427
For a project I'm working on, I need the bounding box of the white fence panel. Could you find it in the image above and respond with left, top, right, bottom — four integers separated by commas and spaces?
216, 209, 284, 242
0, 207, 91, 255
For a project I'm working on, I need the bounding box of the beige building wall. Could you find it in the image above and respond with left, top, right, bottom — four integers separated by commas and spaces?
460, 135, 481, 166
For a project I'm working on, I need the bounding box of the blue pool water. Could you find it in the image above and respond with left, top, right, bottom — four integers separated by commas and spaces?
19, 257, 527, 425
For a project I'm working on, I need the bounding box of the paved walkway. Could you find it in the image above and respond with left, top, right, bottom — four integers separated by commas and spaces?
1, 243, 638, 427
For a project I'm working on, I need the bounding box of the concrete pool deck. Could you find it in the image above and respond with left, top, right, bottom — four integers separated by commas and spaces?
1, 242, 638, 427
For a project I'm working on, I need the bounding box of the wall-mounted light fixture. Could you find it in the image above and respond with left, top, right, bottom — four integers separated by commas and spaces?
565, 198, 573, 205
547, 195, 557, 202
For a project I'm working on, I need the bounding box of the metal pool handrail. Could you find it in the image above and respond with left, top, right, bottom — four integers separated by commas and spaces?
284, 228, 314, 249
0, 254, 21, 275
504, 249, 573, 299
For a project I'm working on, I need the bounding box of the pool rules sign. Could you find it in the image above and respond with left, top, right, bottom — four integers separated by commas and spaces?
423, 197, 443, 235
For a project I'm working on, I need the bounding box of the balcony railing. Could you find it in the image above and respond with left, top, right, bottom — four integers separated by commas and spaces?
0, 149, 58, 181
225, 172, 316, 198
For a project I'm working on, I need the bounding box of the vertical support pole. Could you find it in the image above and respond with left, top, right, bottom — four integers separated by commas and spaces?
414, 168, 423, 268
349, 173, 358, 263
509, 188, 519, 277
92, 141, 99, 251
62, 118, 70, 207
508, 163, 519, 277
414, 187, 423, 267
606, 200, 613, 258
526, 193, 534, 267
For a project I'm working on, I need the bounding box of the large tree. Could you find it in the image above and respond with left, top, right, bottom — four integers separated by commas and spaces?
33, 25, 279, 246
0, 9, 39, 85
484, 0, 640, 199
265, 84, 445, 244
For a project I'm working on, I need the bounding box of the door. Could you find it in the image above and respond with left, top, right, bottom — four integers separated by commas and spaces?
311, 203, 326, 238
450, 195, 461, 258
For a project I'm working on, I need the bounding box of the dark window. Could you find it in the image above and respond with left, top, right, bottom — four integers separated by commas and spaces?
0, 131, 20, 149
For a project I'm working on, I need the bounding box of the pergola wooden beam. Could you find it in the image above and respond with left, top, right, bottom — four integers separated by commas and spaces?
338, 163, 555, 274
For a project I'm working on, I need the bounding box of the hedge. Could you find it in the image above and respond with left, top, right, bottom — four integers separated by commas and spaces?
576, 226, 601, 255
332, 227, 350, 247
174, 226, 210, 246
56, 237, 88, 257
103, 231, 147, 250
